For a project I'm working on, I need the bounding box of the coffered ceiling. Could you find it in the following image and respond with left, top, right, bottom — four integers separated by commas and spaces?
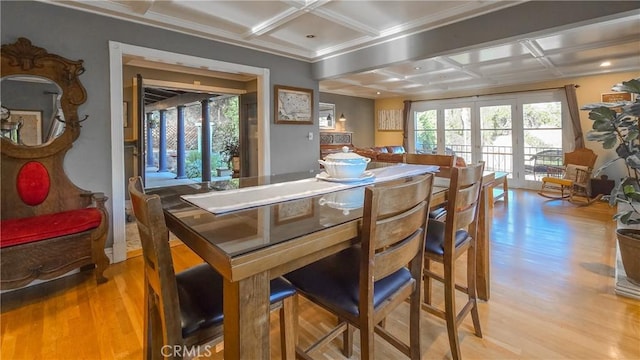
46, 0, 640, 99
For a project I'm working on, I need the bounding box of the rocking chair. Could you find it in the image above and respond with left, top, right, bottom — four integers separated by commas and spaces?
538, 148, 599, 205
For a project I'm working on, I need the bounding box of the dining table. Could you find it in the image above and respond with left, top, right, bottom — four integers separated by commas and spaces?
149, 163, 494, 359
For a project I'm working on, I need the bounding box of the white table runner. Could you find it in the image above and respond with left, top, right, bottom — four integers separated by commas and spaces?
182, 164, 438, 214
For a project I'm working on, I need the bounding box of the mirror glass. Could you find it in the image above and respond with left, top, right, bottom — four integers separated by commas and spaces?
0, 75, 65, 146
319, 102, 335, 130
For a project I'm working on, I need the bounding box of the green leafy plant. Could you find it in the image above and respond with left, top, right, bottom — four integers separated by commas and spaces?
584, 78, 640, 224
184, 150, 226, 178
221, 136, 240, 167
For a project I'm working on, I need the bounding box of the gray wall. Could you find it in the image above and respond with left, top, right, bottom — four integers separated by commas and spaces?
1, 1, 320, 247
319, 93, 375, 148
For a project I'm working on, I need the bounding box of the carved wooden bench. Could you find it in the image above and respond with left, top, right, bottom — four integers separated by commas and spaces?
1, 37, 109, 290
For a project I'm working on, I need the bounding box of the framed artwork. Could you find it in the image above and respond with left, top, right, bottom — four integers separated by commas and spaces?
123, 101, 129, 127
10, 110, 42, 146
319, 102, 336, 129
601, 92, 633, 103
275, 85, 313, 124
377, 109, 403, 131
275, 198, 314, 225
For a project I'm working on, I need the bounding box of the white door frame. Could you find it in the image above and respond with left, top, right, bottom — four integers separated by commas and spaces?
108, 41, 271, 263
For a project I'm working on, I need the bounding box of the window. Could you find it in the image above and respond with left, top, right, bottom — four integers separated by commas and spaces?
414, 109, 437, 153
444, 107, 472, 164
411, 90, 568, 188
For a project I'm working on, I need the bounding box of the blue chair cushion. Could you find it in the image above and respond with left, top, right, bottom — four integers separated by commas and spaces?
425, 219, 469, 256
176, 264, 296, 338
428, 207, 447, 221
284, 246, 412, 316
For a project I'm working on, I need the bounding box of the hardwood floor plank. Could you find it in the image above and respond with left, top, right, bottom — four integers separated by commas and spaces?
1, 190, 639, 359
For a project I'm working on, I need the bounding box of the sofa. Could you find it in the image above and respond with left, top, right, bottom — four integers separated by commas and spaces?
354, 145, 406, 162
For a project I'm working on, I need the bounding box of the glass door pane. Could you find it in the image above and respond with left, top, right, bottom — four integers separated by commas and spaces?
444, 107, 472, 164
414, 109, 437, 153
479, 104, 513, 176
523, 101, 563, 185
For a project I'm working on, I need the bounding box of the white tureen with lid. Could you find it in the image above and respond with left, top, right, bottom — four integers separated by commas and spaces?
318, 146, 371, 179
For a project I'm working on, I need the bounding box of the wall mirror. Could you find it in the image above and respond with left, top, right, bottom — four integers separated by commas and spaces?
319, 102, 335, 130
1, 76, 65, 145
1, 37, 86, 152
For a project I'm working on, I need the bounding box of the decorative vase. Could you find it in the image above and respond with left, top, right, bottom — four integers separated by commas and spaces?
616, 228, 640, 286
232, 156, 240, 172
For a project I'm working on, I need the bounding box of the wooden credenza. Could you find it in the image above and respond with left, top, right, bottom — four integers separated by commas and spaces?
319, 131, 353, 159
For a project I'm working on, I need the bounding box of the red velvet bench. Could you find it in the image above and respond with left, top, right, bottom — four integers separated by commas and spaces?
0, 160, 109, 290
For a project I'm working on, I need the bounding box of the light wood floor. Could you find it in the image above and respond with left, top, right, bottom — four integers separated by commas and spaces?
2, 190, 639, 359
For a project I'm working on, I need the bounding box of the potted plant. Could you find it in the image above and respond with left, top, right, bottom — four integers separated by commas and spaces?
583, 78, 640, 285
222, 137, 240, 172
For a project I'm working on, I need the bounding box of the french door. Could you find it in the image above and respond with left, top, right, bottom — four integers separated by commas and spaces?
411, 90, 567, 189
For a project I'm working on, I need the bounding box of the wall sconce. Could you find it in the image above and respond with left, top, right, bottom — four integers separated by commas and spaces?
339, 113, 346, 122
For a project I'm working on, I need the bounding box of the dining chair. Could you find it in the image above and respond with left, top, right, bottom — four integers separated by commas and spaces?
405, 153, 456, 221
127, 176, 297, 359
421, 162, 484, 360
285, 173, 434, 359
405, 153, 456, 178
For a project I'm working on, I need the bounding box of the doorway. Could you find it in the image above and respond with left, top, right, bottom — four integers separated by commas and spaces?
109, 41, 271, 263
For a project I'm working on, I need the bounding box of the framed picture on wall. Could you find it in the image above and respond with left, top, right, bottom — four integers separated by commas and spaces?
319, 102, 335, 129
601, 92, 633, 103
377, 109, 403, 131
274, 198, 314, 224
10, 110, 42, 146
274, 85, 313, 124
123, 101, 129, 127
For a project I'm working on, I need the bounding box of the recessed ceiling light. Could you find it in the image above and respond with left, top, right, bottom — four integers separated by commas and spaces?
600, 61, 611, 67
306, 34, 315, 38
414, 66, 422, 70
376, 91, 381, 95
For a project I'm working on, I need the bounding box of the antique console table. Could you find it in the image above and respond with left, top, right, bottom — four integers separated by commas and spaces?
319, 131, 353, 159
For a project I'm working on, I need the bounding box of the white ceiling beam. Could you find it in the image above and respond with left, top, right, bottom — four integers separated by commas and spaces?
536, 57, 563, 76
312, 8, 380, 37
520, 39, 563, 76
331, 77, 363, 86
243, 8, 305, 39
128, 0, 155, 15
244, 0, 331, 39
542, 34, 640, 56
375, 69, 406, 79
520, 39, 545, 58
433, 57, 482, 79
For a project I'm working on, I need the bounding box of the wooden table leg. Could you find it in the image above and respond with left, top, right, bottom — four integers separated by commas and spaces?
476, 186, 491, 301
223, 272, 271, 360
503, 176, 509, 204
488, 185, 495, 208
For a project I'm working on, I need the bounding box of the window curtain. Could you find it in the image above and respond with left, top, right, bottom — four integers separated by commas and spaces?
402, 100, 412, 150
564, 84, 584, 149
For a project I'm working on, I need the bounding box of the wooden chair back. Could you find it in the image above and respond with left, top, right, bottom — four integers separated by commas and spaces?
128, 176, 183, 348
405, 153, 456, 178
564, 148, 597, 168
359, 173, 434, 358
444, 163, 485, 254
